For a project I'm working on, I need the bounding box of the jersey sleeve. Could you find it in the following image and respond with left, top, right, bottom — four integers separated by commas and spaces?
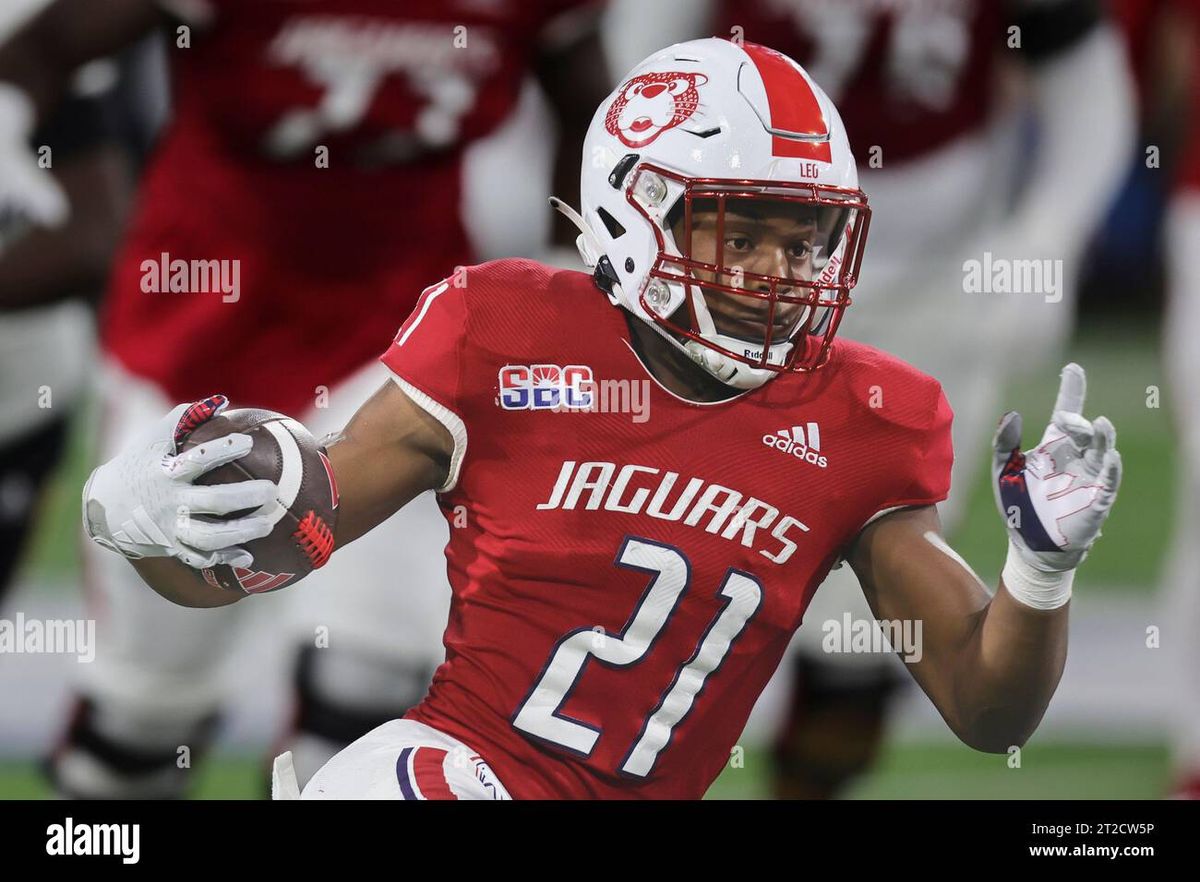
379, 278, 469, 493
858, 379, 955, 532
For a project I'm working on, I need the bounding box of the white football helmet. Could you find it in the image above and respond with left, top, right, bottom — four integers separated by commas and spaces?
554, 38, 870, 390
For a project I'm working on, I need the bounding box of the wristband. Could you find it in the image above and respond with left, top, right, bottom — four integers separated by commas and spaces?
1001, 540, 1074, 610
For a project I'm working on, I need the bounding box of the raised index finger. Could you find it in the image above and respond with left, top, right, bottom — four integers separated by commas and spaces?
1053, 363, 1087, 418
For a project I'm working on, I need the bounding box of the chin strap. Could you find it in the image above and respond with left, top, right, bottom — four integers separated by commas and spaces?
548, 196, 622, 303
547, 196, 601, 266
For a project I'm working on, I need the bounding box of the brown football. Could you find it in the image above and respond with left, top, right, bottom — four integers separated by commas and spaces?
177, 408, 338, 595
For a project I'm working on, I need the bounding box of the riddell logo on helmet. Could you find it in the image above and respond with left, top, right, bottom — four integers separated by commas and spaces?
763, 423, 828, 468
604, 71, 708, 148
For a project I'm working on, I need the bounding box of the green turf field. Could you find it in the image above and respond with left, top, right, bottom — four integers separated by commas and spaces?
710, 740, 1173, 799
0, 740, 1170, 799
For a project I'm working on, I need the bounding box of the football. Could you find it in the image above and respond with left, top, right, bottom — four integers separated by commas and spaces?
177, 408, 339, 595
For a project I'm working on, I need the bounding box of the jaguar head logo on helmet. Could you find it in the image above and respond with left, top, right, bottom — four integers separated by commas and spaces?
553, 37, 871, 391
604, 71, 709, 148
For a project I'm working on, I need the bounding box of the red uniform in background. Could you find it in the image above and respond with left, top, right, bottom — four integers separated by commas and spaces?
53, 0, 606, 801
102, 0, 593, 414
380, 259, 953, 798
1110, 0, 1200, 190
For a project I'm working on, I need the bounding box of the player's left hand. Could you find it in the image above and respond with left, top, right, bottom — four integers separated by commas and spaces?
991, 363, 1122, 573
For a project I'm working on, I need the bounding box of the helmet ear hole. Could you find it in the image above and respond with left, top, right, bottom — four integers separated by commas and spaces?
597, 207, 626, 239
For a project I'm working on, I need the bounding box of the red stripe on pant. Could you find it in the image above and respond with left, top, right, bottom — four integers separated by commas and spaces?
412, 747, 457, 800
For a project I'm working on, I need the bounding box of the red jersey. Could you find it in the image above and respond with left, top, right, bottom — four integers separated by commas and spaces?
102, 0, 595, 414
381, 259, 953, 799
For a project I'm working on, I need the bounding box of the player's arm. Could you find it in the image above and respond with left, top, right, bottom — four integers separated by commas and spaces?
93, 382, 454, 609
320, 378, 453, 547
847, 505, 1067, 753
1014, 0, 1134, 245
848, 364, 1121, 752
0, 85, 135, 307
0, 0, 163, 240
0, 0, 163, 117
92, 275, 468, 609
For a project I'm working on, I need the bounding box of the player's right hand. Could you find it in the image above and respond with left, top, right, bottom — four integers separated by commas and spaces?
82, 395, 279, 570
0, 82, 69, 254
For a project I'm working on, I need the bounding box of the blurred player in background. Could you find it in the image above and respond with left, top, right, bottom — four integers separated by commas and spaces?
1109, 0, 1200, 798
0, 0, 156, 602
1160, 1, 1200, 802
1163, 11, 1200, 800
606, 0, 1134, 797
0, 0, 610, 797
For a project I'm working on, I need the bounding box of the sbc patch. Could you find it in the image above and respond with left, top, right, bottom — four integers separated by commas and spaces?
498, 364, 594, 411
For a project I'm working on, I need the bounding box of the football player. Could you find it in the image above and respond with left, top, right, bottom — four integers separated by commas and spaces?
82, 38, 1122, 799
0, 0, 610, 796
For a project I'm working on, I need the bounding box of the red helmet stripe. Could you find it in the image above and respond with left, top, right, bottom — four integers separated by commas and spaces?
741, 43, 831, 162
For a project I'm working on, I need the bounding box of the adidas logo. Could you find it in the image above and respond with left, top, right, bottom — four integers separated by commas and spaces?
762, 423, 828, 468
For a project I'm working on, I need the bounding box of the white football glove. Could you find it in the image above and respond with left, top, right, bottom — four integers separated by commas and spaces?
82, 395, 279, 570
0, 82, 69, 255
992, 363, 1122, 578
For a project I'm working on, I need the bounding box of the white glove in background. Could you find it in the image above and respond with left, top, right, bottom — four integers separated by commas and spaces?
0, 81, 69, 254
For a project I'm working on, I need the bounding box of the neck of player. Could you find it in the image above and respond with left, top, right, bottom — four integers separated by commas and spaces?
623, 312, 746, 404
